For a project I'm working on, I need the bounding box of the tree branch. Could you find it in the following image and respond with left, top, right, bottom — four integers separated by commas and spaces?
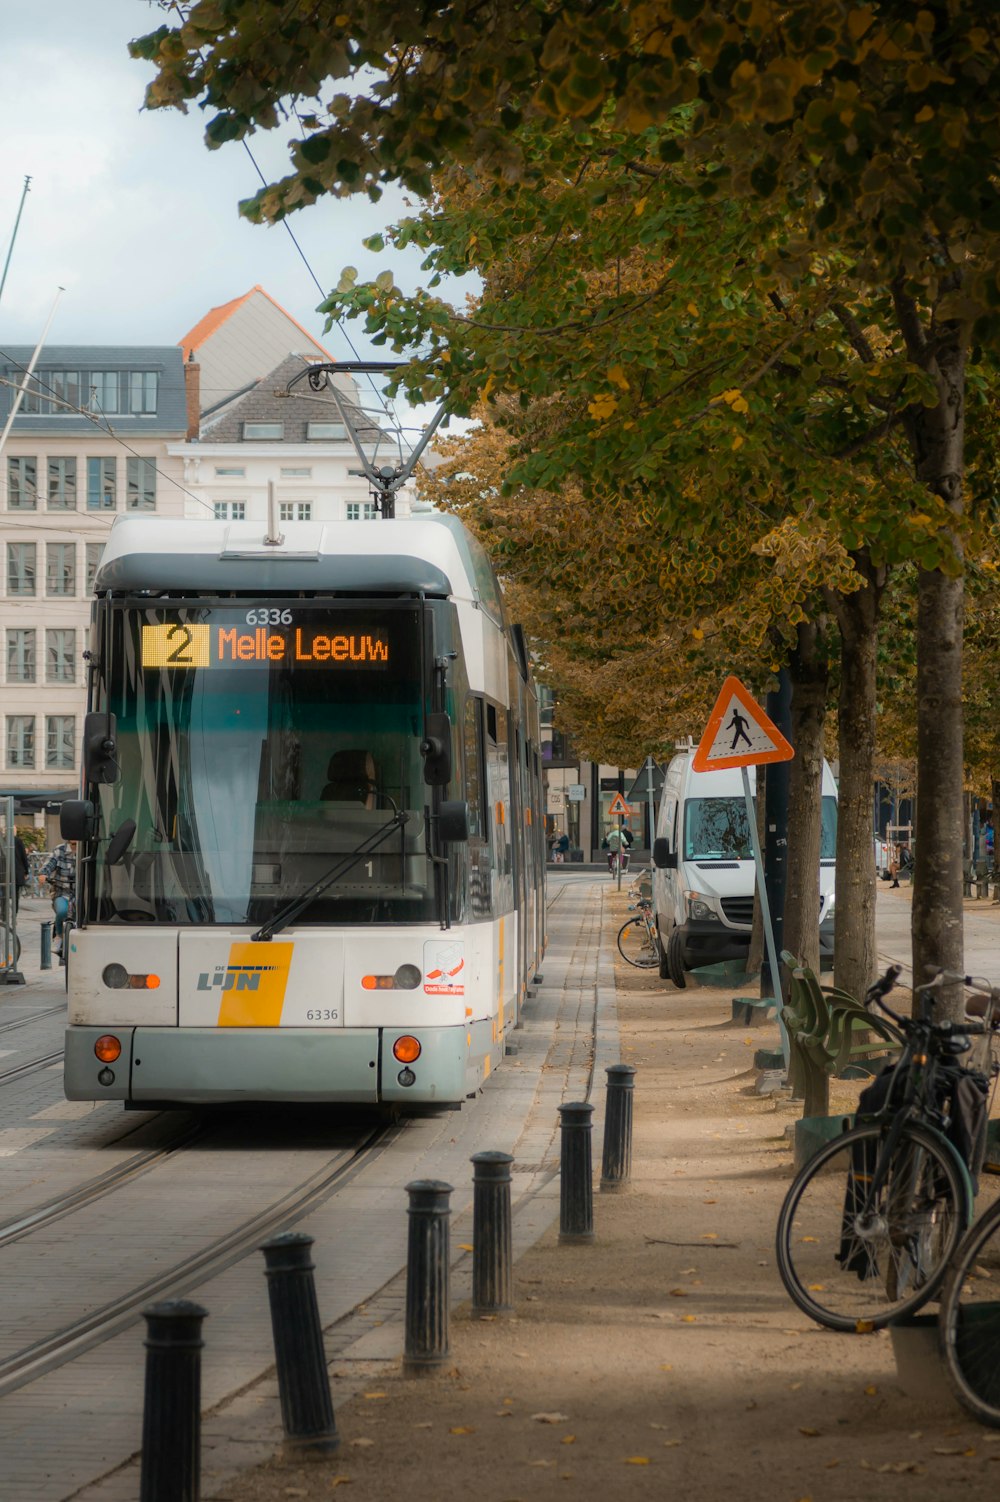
891, 278, 929, 361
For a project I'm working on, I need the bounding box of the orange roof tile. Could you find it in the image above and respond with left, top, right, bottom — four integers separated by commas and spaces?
178, 285, 335, 362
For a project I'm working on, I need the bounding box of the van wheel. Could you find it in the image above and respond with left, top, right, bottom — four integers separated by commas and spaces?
667, 929, 687, 989
657, 922, 671, 981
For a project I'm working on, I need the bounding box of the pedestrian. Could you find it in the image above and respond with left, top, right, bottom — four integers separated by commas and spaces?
40, 840, 77, 953
13, 835, 29, 912
555, 832, 569, 864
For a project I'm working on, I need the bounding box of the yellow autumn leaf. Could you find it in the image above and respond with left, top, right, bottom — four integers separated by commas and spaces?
634, 197, 648, 216
680, 1314, 698, 1323
363, 1392, 388, 1399
561, 1435, 576, 1444
915, 104, 934, 122
799, 1427, 821, 1437
686, 301, 698, 317
330, 1480, 353, 1489
692, 627, 704, 640
458, 1243, 474, 1252
587, 394, 618, 420
479, 376, 495, 403
625, 1456, 651, 1464
732, 433, 745, 450
864, 1384, 878, 1396
702, 1232, 718, 1240
607, 364, 630, 391
449, 1426, 475, 1434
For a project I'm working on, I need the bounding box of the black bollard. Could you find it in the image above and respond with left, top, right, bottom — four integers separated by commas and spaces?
260, 1232, 339, 1454
403, 1179, 453, 1375
558, 1101, 595, 1244
40, 919, 52, 970
601, 1064, 636, 1192
140, 1299, 207, 1502
471, 1151, 514, 1317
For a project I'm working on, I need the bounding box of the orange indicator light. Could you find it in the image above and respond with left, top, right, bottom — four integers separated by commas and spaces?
362, 975, 395, 990
127, 974, 160, 989
392, 1035, 422, 1064
95, 1034, 122, 1063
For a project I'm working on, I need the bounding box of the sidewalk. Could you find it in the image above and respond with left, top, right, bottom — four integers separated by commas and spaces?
208, 884, 1000, 1502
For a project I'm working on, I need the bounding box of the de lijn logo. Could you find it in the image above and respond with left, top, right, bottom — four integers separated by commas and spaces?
197, 962, 277, 992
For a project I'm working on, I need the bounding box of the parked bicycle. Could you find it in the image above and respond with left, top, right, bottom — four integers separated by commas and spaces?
937, 972, 1000, 1426
776, 965, 994, 1332
617, 894, 662, 969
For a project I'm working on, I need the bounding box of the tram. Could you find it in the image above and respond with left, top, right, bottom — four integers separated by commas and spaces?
61, 513, 546, 1108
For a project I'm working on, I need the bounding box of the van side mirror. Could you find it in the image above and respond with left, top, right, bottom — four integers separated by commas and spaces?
421, 712, 452, 786
438, 799, 469, 843
83, 712, 119, 785
60, 799, 98, 842
653, 838, 677, 870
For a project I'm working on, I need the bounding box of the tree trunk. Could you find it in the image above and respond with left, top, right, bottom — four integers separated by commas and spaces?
783, 621, 830, 988
912, 565, 965, 1014
829, 554, 885, 1005
895, 290, 967, 1020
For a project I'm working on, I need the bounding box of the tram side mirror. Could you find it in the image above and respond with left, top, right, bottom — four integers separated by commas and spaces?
83, 712, 119, 785
60, 800, 98, 842
438, 800, 470, 844
106, 820, 137, 866
652, 838, 676, 870
420, 712, 453, 786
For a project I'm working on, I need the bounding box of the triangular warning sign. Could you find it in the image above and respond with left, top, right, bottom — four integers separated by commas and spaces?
607, 792, 631, 816
691, 676, 794, 773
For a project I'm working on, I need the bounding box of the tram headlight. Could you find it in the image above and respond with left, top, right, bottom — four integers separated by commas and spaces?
103, 963, 129, 989
392, 1035, 422, 1064
95, 1034, 122, 1063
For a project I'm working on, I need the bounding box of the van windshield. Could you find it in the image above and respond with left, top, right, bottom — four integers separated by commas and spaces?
684, 796, 838, 861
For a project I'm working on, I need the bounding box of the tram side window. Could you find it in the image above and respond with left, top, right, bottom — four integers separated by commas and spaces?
463, 696, 484, 841
486, 702, 513, 885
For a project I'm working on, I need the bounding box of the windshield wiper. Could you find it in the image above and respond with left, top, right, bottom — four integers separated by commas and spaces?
251, 809, 410, 942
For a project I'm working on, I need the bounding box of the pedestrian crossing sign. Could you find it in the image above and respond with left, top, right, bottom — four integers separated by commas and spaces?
691, 676, 794, 772
607, 792, 631, 817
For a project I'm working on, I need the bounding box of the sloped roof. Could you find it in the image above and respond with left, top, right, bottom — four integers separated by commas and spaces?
201, 352, 387, 445
178, 286, 334, 362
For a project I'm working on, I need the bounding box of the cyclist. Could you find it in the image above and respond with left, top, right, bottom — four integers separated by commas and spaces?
40, 839, 77, 955
605, 824, 630, 875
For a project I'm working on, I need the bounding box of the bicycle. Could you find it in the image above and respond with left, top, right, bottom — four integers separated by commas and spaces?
608, 848, 631, 878
936, 973, 1000, 1426
617, 895, 662, 969
775, 965, 990, 1332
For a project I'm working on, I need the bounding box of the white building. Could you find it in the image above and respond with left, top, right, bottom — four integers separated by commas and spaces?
0, 345, 189, 809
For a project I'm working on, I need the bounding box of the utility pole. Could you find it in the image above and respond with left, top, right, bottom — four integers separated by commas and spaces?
0, 175, 31, 308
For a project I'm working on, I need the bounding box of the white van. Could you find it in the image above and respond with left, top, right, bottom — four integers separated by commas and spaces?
651, 750, 837, 987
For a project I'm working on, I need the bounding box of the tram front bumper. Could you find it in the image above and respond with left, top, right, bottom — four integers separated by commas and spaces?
64, 1024, 468, 1105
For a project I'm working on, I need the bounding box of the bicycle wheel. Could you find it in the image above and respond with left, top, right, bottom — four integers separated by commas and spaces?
776, 1120, 969, 1332
940, 1200, 1000, 1426
617, 916, 660, 969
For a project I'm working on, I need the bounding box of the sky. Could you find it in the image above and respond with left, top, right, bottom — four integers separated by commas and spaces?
0, 0, 465, 439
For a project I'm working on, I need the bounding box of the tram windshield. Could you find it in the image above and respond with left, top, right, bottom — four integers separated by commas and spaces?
89, 602, 441, 925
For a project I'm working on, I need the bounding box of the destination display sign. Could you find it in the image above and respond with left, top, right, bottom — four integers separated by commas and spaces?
141, 619, 392, 671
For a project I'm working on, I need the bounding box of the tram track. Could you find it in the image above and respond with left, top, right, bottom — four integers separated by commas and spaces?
0, 1048, 63, 1087
0, 1117, 397, 1399
0, 1003, 64, 1038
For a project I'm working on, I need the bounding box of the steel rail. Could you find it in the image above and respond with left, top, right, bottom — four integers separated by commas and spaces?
0, 1118, 397, 1398
0, 1048, 63, 1086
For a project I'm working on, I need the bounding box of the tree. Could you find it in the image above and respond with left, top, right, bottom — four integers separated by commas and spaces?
136, 1, 1000, 1014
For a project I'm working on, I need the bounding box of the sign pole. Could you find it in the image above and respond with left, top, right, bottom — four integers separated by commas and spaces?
645, 756, 656, 848
617, 809, 623, 892
742, 766, 788, 1067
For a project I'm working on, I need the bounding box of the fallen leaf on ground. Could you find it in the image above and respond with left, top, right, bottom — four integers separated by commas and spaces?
659, 1365, 673, 1372
496, 1411, 513, 1419
349, 1438, 375, 1448
701, 1233, 718, 1240
662, 1439, 682, 1448
532, 1413, 570, 1424
412, 1422, 433, 1429
561, 1436, 576, 1445
788, 1382, 802, 1391
799, 1428, 821, 1438
363, 1392, 388, 1400
528, 1460, 555, 1468
824, 1460, 840, 1469
680, 1315, 698, 1323
449, 1427, 475, 1435
933, 1447, 974, 1456
669, 1288, 688, 1297
625, 1457, 651, 1465
864, 1385, 878, 1396
330, 1481, 353, 1490
458, 1243, 473, 1252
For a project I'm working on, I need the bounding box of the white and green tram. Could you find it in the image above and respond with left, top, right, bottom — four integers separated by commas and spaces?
62, 513, 545, 1108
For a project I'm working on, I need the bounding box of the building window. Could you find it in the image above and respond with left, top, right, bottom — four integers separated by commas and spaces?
242, 422, 283, 440
86, 542, 104, 593
46, 542, 76, 596
280, 467, 312, 478
214, 501, 247, 520
87, 371, 120, 413
7, 716, 34, 769
46, 628, 76, 683
46, 715, 76, 770
126, 457, 156, 510
7, 543, 35, 596
6, 629, 35, 683
86, 457, 116, 509
128, 371, 158, 414
346, 502, 377, 521
306, 422, 347, 440
7, 456, 37, 509
279, 501, 312, 521
214, 466, 246, 477
47, 457, 77, 510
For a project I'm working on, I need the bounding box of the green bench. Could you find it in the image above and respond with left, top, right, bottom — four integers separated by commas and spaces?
779, 951, 901, 1118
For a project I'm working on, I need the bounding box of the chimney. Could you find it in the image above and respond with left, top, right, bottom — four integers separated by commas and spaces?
184, 352, 201, 439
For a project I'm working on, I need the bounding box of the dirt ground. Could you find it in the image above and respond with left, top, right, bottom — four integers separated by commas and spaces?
207, 890, 1000, 1502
